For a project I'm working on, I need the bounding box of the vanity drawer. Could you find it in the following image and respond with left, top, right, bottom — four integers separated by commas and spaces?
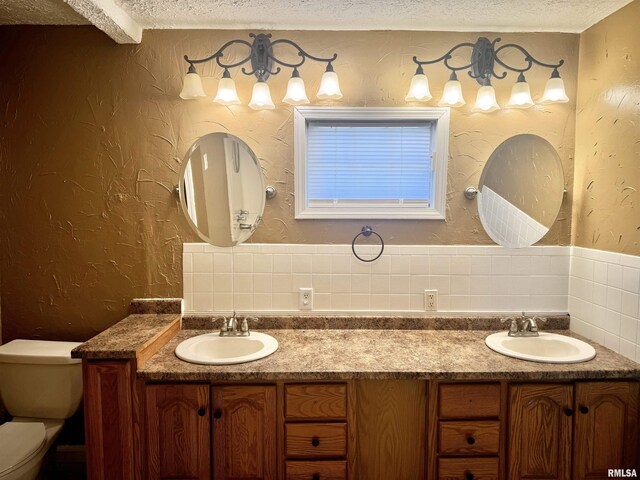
438, 457, 499, 480
285, 384, 347, 420
438, 420, 500, 455
438, 383, 501, 418
285, 460, 347, 480
285, 423, 348, 458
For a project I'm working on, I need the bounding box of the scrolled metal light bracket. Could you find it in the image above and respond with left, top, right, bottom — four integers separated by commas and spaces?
183, 33, 337, 82
412, 36, 565, 86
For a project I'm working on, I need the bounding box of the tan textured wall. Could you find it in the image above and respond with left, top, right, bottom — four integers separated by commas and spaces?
573, 0, 640, 255
0, 27, 578, 341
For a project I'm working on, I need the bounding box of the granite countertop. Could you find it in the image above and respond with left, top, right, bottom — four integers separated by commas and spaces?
71, 313, 181, 359
138, 328, 640, 382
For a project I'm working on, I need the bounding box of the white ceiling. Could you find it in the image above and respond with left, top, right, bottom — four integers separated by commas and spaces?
0, 0, 634, 43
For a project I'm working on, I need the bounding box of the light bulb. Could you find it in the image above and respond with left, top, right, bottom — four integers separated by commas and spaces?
405, 66, 432, 102
213, 70, 241, 105
438, 72, 465, 107
317, 65, 343, 100
506, 74, 534, 109
540, 72, 569, 104
283, 70, 310, 105
248, 80, 275, 110
472, 85, 500, 113
179, 65, 206, 99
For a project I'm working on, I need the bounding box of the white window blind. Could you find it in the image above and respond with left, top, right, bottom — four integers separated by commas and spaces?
306, 121, 434, 207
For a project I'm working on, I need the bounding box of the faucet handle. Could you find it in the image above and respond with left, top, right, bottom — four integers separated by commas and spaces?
501, 316, 518, 334
530, 316, 547, 332
219, 316, 229, 332
240, 316, 259, 334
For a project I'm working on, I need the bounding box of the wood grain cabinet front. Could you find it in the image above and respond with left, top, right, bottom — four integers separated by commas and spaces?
212, 385, 277, 480
145, 384, 211, 480
508, 381, 639, 480
438, 383, 501, 419
285, 460, 348, 480
285, 423, 348, 458
437, 457, 499, 480
285, 384, 347, 421
572, 381, 639, 480
438, 420, 500, 455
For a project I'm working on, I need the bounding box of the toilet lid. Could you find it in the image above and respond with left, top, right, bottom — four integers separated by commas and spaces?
0, 422, 46, 475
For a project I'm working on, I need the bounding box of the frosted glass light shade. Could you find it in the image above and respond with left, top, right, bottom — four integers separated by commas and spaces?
405, 73, 432, 102
540, 77, 569, 104
438, 79, 465, 107
180, 72, 206, 99
471, 85, 500, 113
213, 77, 241, 105
248, 81, 275, 110
317, 71, 343, 100
506, 80, 534, 108
283, 76, 310, 105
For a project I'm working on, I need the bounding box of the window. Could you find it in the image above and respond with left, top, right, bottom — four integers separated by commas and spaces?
294, 107, 449, 219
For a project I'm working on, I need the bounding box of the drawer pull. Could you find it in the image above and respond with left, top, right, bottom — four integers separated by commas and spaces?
213, 409, 222, 419
579, 406, 589, 414
465, 473, 474, 480
312, 475, 320, 480
466, 435, 476, 445
311, 437, 320, 447
564, 408, 574, 416
197, 408, 206, 417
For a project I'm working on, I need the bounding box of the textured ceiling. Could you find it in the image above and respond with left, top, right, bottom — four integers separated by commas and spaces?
0, 0, 634, 33
0, 0, 88, 25
113, 0, 633, 33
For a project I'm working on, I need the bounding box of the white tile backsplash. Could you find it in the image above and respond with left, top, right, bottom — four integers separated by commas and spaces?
569, 246, 640, 362
183, 243, 571, 316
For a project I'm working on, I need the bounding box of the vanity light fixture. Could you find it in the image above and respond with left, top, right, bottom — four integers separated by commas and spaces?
406, 37, 568, 112
180, 33, 341, 110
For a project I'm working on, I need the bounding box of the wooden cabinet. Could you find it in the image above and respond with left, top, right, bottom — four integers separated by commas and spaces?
508, 381, 639, 480
145, 384, 210, 480
508, 383, 573, 480
212, 385, 277, 480
573, 381, 639, 479
431, 382, 502, 480
83, 360, 135, 480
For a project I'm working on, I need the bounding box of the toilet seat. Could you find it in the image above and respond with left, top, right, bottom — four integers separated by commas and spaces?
0, 422, 46, 477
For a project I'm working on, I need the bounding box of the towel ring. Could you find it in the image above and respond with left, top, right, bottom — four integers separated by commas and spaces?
351, 226, 384, 263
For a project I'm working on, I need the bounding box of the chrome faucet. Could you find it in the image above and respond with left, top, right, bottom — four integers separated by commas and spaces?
501, 312, 547, 337
219, 312, 258, 337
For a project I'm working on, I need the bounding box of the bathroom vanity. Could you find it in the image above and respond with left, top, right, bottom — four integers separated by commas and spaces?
71, 302, 640, 480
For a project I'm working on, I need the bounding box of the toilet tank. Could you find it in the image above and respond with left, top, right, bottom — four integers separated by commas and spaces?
0, 340, 83, 419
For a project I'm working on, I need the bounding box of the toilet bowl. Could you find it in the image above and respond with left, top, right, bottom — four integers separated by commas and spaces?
0, 340, 83, 480
0, 420, 64, 480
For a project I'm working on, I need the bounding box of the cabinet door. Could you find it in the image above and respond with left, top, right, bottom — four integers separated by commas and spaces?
508, 384, 573, 480
573, 381, 639, 479
146, 384, 211, 480
212, 385, 277, 480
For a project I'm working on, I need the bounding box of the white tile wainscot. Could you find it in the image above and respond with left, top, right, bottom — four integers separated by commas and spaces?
183, 243, 570, 317
569, 247, 640, 362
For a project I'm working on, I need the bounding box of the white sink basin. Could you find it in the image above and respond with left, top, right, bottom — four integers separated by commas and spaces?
175, 332, 278, 365
485, 332, 596, 364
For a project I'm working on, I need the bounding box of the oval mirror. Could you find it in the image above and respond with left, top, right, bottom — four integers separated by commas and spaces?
178, 133, 265, 247
477, 134, 564, 248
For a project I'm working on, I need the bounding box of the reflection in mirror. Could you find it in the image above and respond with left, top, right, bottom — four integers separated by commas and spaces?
477, 134, 564, 248
179, 133, 265, 247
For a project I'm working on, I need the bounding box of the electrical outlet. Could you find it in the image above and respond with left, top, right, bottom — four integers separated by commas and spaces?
299, 288, 313, 310
425, 289, 438, 311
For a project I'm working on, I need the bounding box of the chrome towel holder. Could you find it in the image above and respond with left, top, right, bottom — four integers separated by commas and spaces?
351, 226, 384, 263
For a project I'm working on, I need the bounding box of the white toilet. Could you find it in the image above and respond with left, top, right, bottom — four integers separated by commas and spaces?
0, 340, 83, 480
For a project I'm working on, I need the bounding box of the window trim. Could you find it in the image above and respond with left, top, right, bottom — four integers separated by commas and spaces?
293, 106, 450, 220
